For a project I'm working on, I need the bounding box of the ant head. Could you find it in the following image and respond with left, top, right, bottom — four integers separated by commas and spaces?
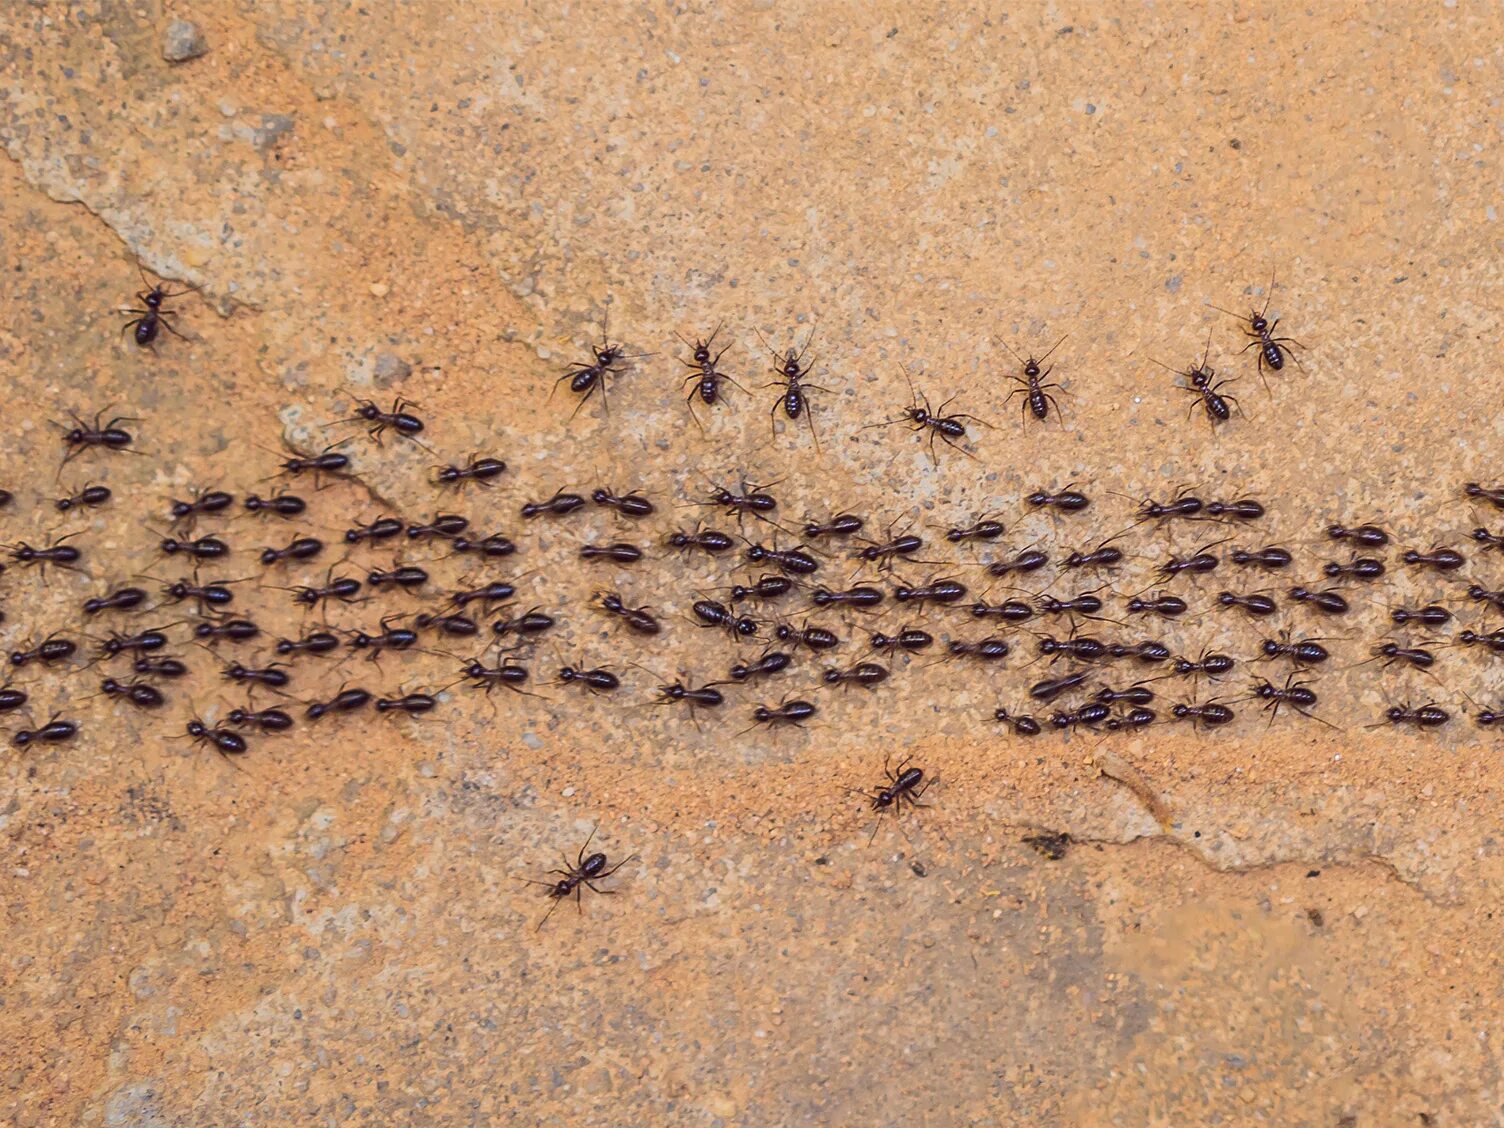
1386, 705, 1405, 722
1250, 313, 1268, 331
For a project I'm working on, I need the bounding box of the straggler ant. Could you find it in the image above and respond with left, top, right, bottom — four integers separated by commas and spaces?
1002, 335, 1067, 424
120, 261, 197, 349
523, 826, 637, 930
864, 365, 986, 463
1208, 269, 1305, 392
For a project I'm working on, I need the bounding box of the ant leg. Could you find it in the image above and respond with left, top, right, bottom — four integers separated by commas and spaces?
157, 313, 191, 341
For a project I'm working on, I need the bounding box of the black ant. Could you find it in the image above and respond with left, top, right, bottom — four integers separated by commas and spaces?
57, 408, 138, 467
552, 313, 644, 419
727, 648, 793, 682
1260, 630, 1331, 666
822, 662, 889, 689
693, 598, 760, 639
1209, 270, 1304, 391
1028, 671, 1091, 703
1002, 336, 1067, 423
1229, 545, 1293, 571
242, 492, 307, 519
678, 325, 744, 428
758, 327, 829, 449
82, 586, 149, 615
1121, 485, 1204, 528
993, 707, 1042, 736
804, 514, 865, 539
1371, 702, 1450, 729
594, 591, 661, 636
1155, 332, 1239, 428
653, 678, 726, 720
451, 660, 541, 700
97, 678, 166, 710
329, 396, 430, 446
264, 438, 351, 487
186, 717, 248, 759
524, 827, 636, 930
870, 628, 934, 655
55, 484, 112, 513
744, 697, 817, 732
849, 756, 929, 844
1169, 700, 1236, 728
555, 663, 621, 694
8, 535, 85, 579
1247, 674, 1333, 728
492, 609, 557, 640
13, 718, 79, 749
591, 487, 655, 518
120, 263, 196, 348
865, 367, 983, 463
434, 455, 507, 489
10, 634, 78, 667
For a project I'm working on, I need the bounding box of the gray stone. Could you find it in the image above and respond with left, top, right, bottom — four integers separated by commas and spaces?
162, 20, 208, 63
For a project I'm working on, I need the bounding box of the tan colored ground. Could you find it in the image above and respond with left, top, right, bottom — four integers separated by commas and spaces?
2, 3, 1503, 1125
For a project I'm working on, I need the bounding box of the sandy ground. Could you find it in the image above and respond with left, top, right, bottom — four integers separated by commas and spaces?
2, 3, 1504, 1124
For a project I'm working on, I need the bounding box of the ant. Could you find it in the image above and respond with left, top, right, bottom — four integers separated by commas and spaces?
8, 535, 85, 579
1464, 482, 1504, 510
55, 484, 112, 513
1026, 486, 1090, 512
492, 609, 557, 640
243, 492, 307, 519
594, 591, 661, 636
1260, 630, 1332, 666
823, 662, 889, 689
1155, 332, 1239, 429
866, 367, 984, 463
727, 649, 793, 682
344, 516, 404, 545
944, 516, 1006, 543
1122, 485, 1204, 528
555, 663, 621, 694
758, 326, 829, 449
453, 660, 537, 698
552, 313, 644, 419
120, 263, 196, 348
169, 488, 233, 526
579, 542, 643, 565
57, 408, 138, 467
1216, 590, 1278, 618
186, 717, 248, 759
653, 678, 726, 720
97, 678, 166, 710
592, 487, 655, 518
1169, 700, 1236, 728
13, 718, 79, 749
1002, 336, 1067, 424
374, 693, 438, 717
1169, 651, 1236, 680
744, 697, 817, 732
264, 438, 350, 487
1029, 670, 1091, 702
521, 490, 586, 519
774, 620, 840, 652
693, 598, 760, 638
1208, 270, 1304, 391
1371, 702, 1450, 729
1247, 674, 1333, 727
870, 628, 934, 655
82, 586, 149, 615
1287, 586, 1350, 615
667, 527, 734, 556
1327, 523, 1389, 547
699, 477, 783, 533
434, 454, 507, 489
1363, 641, 1435, 672
849, 756, 929, 844
133, 656, 189, 680
275, 632, 342, 658
524, 827, 636, 930
993, 707, 1042, 736
10, 635, 78, 667
412, 612, 479, 638
804, 514, 865, 539
227, 707, 294, 733
1229, 545, 1293, 571
304, 687, 373, 721
678, 325, 744, 428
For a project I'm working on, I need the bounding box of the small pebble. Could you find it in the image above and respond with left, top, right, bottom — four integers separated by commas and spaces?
162, 19, 209, 63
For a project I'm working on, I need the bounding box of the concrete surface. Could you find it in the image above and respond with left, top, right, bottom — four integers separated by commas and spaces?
2, 3, 1503, 1125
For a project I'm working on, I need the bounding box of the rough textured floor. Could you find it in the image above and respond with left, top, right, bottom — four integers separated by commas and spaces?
3, 4, 1503, 1125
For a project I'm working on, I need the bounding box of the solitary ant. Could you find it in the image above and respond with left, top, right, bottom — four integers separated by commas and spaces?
1158, 332, 1239, 428
552, 313, 644, 419
1209, 271, 1304, 390
759, 326, 829, 449
523, 827, 637, 930
866, 367, 984, 463
120, 262, 196, 348
1002, 336, 1067, 423
57, 408, 138, 467
678, 325, 743, 428
849, 757, 930, 844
